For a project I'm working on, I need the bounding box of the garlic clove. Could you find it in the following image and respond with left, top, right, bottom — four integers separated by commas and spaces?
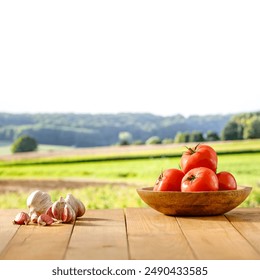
13, 212, 30, 225
37, 214, 54, 226
45, 205, 54, 218
62, 203, 76, 223
76, 198, 86, 217
51, 197, 66, 221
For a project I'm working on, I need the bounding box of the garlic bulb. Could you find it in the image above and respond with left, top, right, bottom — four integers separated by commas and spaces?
65, 193, 86, 217
49, 197, 76, 223
13, 212, 30, 225
27, 190, 52, 221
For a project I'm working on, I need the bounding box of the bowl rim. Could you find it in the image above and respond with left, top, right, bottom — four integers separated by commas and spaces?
137, 185, 252, 194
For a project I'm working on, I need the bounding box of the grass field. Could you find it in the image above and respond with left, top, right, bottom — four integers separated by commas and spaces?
0, 153, 260, 185
0, 140, 260, 209
1, 139, 260, 163
0, 184, 147, 209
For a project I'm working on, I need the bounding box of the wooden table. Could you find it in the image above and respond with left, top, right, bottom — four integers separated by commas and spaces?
0, 207, 260, 260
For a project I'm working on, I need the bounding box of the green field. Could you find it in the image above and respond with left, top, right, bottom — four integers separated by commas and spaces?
2, 139, 260, 163
0, 140, 260, 209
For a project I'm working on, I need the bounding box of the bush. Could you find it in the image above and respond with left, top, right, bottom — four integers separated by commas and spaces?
145, 136, 161, 145
132, 140, 144, 145
11, 135, 38, 153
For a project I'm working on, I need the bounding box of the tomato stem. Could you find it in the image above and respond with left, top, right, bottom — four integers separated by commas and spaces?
185, 146, 196, 154
185, 143, 200, 155
195, 143, 200, 149
187, 174, 196, 182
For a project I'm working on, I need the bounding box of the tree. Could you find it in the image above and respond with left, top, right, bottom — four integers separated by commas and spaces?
221, 121, 243, 140
174, 132, 190, 143
206, 130, 220, 141
243, 117, 260, 139
118, 131, 133, 145
189, 131, 204, 142
11, 135, 38, 153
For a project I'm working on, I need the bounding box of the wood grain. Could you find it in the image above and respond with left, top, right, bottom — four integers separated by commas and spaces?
1, 208, 260, 260
125, 208, 195, 259
176, 214, 260, 259
0, 221, 74, 260
65, 209, 128, 260
0, 209, 21, 255
225, 208, 260, 255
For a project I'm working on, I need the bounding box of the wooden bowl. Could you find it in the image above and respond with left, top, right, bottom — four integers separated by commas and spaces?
136, 186, 252, 216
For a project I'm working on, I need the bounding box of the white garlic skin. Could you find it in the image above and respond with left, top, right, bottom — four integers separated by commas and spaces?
27, 190, 52, 220
65, 193, 86, 217
13, 212, 30, 225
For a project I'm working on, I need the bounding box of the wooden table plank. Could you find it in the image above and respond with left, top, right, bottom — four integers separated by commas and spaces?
176, 214, 260, 260
65, 209, 128, 260
0, 221, 74, 260
0, 209, 21, 255
225, 208, 260, 255
125, 208, 195, 260
1, 208, 260, 260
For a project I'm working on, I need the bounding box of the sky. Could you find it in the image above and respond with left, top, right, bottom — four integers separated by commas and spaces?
0, 1, 259, 117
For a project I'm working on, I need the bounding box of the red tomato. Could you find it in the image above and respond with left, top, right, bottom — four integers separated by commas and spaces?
180, 144, 218, 173
153, 168, 185, 191
217, 171, 237, 190
181, 167, 219, 192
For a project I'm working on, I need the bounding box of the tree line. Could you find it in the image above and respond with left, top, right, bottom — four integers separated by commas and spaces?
221, 112, 260, 140
0, 112, 259, 151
